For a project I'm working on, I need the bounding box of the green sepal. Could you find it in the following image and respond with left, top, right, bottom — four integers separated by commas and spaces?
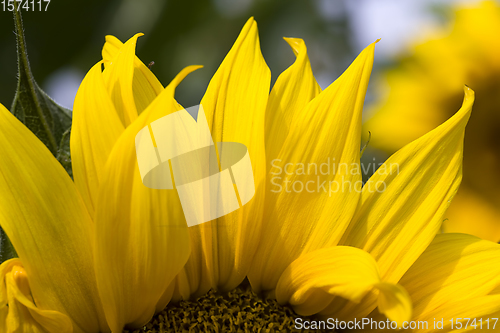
11, 6, 73, 176
0, 230, 17, 265
1, 5, 74, 264
56, 128, 73, 178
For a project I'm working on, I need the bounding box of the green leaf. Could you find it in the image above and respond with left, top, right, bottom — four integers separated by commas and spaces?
11, 4, 73, 175
1, 5, 73, 264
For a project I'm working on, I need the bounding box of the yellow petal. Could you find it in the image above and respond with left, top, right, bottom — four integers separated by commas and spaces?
341, 86, 474, 284
400, 233, 500, 321
0, 104, 108, 333
102, 35, 163, 114
102, 35, 123, 66
264, 37, 321, 166
71, 62, 125, 216
375, 282, 412, 327
102, 33, 143, 127
93, 66, 200, 331
275, 246, 412, 326
250, 41, 376, 292
0, 259, 73, 333
154, 281, 175, 314
175, 17, 271, 298
362, 2, 500, 244
411, 296, 500, 333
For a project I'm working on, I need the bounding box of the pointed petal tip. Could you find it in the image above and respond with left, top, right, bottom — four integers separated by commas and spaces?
166, 65, 203, 91
283, 36, 303, 43
243, 17, 258, 32
105, 35, 119, 41
359, 40, 379, 56
461, 85, 475, 116
104, 32, 144, 50
453, 84, 474, 122
283, 37, 305, 56
464, 84, 475, 99
125, 33, 145, 45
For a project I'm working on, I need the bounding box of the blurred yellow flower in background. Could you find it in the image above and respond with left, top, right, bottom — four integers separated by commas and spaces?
364, 0, 500, 242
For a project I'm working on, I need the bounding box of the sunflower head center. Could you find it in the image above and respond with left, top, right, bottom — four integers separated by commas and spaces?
124, 282, 330, 332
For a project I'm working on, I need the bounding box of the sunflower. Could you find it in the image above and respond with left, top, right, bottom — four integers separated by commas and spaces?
0, 17, 497, 333
364, 0, 500, 242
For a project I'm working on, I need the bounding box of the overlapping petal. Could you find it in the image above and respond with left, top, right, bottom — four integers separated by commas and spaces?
342, 86, 474, 284
71, 62, 125, 216
399, 233, 500, 331
102, 35, 163, 114
0, 103, 108, 333
249, 41, 376, 293
0, 15, 489, 332
174, 17, 271, 298
0, 259, 72, 333
93, 66, 200, 331
264, 37, 321, 167
72, 34, 164, 217
363, 234, 500, 332
275, 246, 411, 326
102, 33, 143, 127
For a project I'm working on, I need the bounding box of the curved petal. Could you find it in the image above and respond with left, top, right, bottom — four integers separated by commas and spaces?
175, 17, 271, 298
400, 233, 500, 320
275, 246, 412, 326
375, 282, 413, 327
71, 62, 125, 216
102, 35, 125, 65
102, 33, 143, 127
0, 104, 108, 333
364, 234, 500, 332
341, 87, 474, 284
0, 259, 73, 333
410, 296, 500, 333
264, 37, 321, 167
93, 66, 200, 331
102, 35, 163, 114
250, 41, 377, 292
